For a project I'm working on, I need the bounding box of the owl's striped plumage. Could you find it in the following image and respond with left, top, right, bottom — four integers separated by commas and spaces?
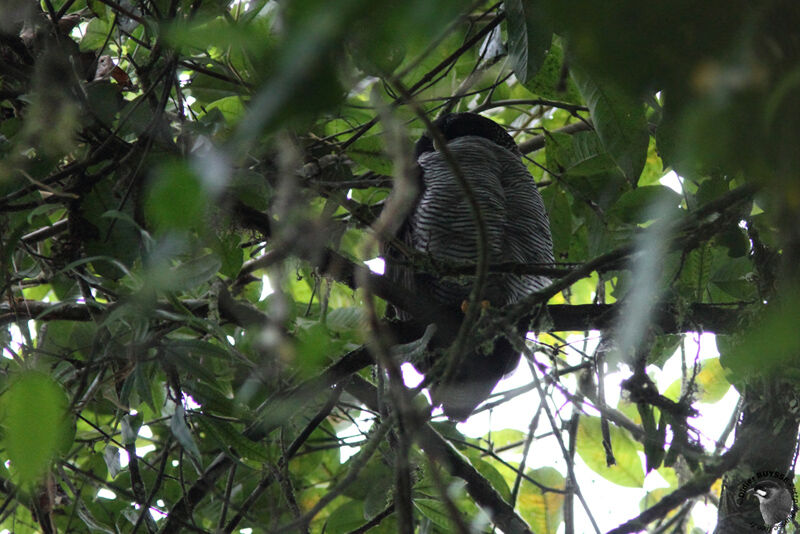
386, 112, 554, 419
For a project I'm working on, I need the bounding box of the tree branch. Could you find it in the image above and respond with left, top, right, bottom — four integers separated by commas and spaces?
346, 374, 533, 534
0, 299, 745, 334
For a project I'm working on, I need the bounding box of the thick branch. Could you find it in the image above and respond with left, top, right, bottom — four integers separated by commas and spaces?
0, 299, 745, 334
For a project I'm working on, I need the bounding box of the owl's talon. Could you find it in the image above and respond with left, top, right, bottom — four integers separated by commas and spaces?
460, 299, 491, 313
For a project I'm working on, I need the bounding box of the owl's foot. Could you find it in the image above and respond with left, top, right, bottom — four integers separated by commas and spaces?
460, 299, 491, 314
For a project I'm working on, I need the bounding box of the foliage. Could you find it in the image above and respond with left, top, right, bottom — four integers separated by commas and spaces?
0, 0, 799, 533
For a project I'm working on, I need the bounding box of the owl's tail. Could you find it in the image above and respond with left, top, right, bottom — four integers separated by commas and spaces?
431, 337, 521, 421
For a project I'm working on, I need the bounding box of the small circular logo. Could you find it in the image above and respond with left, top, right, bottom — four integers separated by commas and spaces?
737, 472, 797, 531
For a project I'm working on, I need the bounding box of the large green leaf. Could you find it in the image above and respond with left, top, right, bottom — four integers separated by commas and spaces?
505, 0, 552, 84
414, 498, 461, 532
325, 500, 365, 533
347, 135, 394, 174
571, 66, 649, 185
194, 416, 270, 462
172, 253, 223, 290
576, 416, 644, 487
170, 405, 201, 460
609, 185, 682, 224
0, 372, 72, 488
521, 43, 582, 102
545, 130, 618, 177
718, 298, 800, 384
80, 17, 111, 51
80, 181, 142, 280
145, 161, 209, 232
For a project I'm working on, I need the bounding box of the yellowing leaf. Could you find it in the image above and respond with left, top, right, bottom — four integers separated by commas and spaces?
517, 466, 565, 533
664, 357, 730, 404
695, 357, 730, 403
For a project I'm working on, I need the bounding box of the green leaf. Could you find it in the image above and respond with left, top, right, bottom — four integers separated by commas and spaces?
295, 322, 334, 376
172, 253, 222, 290
539, 185, 568, 262
213, 233, 244, 278
505, 0, 552, 83
85, 82, 124, 127
170, 405, 201, 460
325, 500, 365, 533
86, 0, 108, 19
0, 372, 71, 488
80, 181, 141, 280
646, 334, 682, 369
342, 453, 392, 500
206, 96, 247, 124
576, 416, 644, 487
134, 362, 157, 413
326, 306, 366, 333
121, 413, 143, 445
165, 343, 225, 385
188, 73, 241, 110
470, 456, 512, 502
710, 256, 756, 301
571, 66, 649, 185
414, 498, 460, 531
118, 96, 158, 137
145, 161, 209, 231
80, 18, 111, 51
103, 446, 122, 479
364, 480, 391, 519
719, 298, 800, 383
610, 185, 682, 224
348, 36, 406, 76
169, 338, 234, 360
194, 416, 269, 462
521, 43, 582, 102
347, 135, 393, 174
546, 131, 618, 177
183, 380, 240, 418
77, 506, 116, 534
482, 428, 526, 450
230, 170, 272, 211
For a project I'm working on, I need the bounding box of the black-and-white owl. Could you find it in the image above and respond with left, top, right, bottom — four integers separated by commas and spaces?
385, 112, 554, 420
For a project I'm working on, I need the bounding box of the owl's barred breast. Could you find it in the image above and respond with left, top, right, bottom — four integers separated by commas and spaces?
410, 135, 553, 307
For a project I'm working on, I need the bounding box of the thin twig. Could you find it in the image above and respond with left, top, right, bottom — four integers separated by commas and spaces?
273, 416, 394, 533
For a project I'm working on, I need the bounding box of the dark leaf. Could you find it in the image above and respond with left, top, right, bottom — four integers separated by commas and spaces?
505, 0, 552, 83
571, 66, 649, 185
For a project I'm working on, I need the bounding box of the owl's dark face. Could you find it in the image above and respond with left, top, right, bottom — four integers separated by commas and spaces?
414, 112, 519, 159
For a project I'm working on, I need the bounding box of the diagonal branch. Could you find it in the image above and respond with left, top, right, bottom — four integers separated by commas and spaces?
345, 374, 533, 534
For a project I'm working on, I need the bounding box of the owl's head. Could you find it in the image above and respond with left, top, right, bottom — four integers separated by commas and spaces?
414, 112, 519, 159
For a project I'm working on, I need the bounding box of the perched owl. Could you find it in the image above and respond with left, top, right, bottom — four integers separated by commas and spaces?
385, 112, 554, 420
